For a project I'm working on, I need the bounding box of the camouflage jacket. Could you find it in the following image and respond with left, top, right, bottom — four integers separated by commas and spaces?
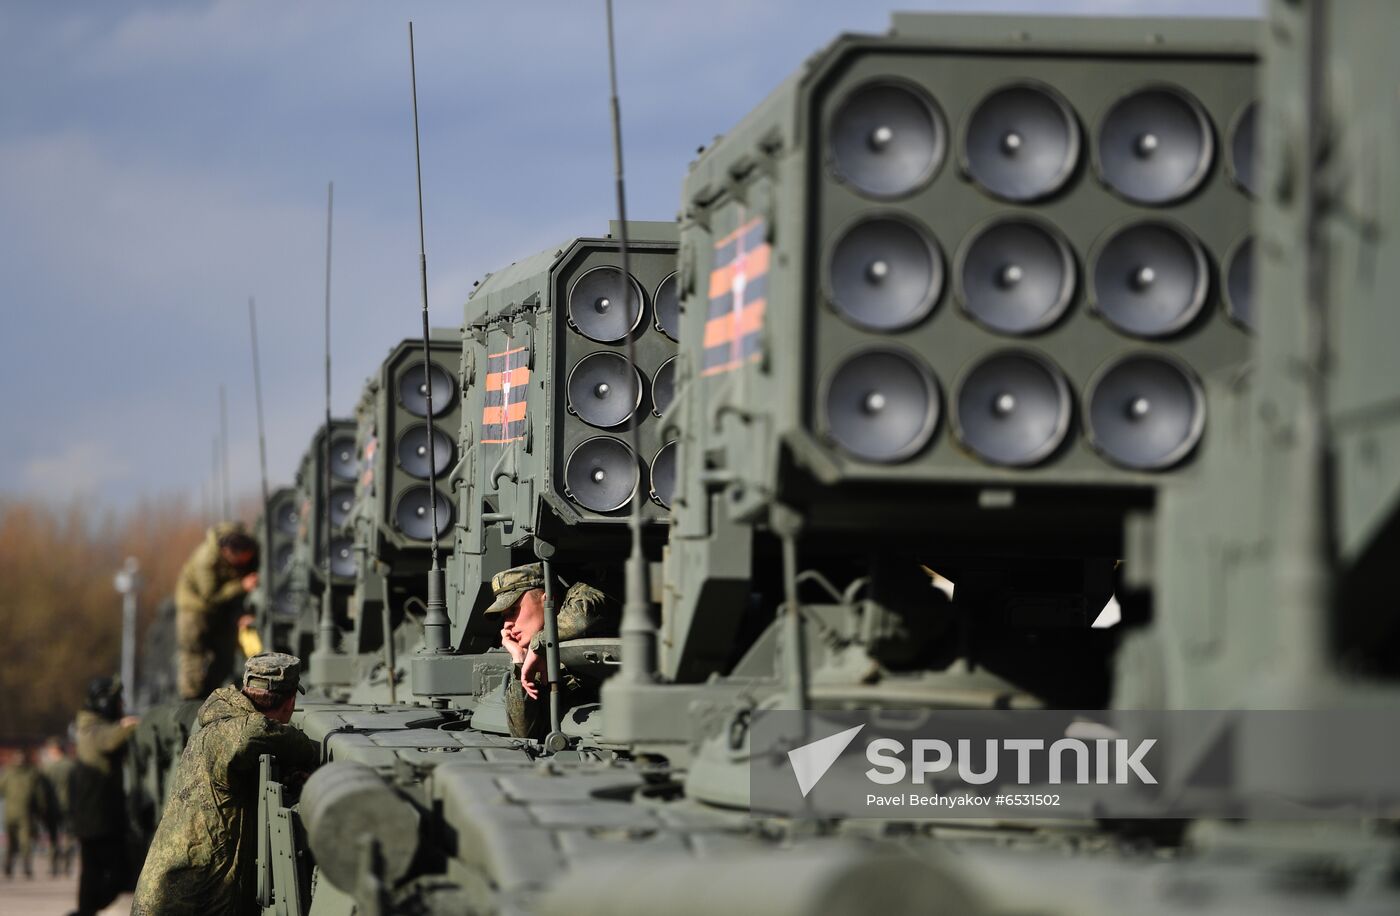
506, 581, 614, 739
69, 710, 136, 838
42, 756, 73, 818
131, 686, 318, 916
175, 524, 250, 630
0, 762, 50, 825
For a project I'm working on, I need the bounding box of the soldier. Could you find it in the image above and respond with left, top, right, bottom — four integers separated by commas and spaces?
41, 737, 74, 876
484, 563, 616, 739
1, 746, 50, 879
175, 522, 260, 700
70, 677, 139, 916
131, 652, 319, 916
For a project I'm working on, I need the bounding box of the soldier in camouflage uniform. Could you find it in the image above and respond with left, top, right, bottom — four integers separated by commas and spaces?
1, 746, 50, 879
484, 563, 616, 739
131, 652, 319, 916
70, 677, 139, 916
41, 737, 74, 876
174, 522, 260, 700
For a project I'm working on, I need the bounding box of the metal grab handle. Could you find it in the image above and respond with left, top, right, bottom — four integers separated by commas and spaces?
489, 443, 518, 489
256, 755, 270, 906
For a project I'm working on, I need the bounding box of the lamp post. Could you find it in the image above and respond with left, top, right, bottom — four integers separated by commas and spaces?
113, 557, 141, 710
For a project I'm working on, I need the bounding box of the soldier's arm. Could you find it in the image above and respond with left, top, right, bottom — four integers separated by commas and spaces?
239, 719, 320, 774
552, 584, 611, 643
87, 720, 138, 754
194, 562, 246, 607
505, 668, 547, 739
184, 549, 245, 608
209, 576, 247, 606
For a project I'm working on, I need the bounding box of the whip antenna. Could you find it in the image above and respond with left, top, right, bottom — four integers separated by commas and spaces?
409, 22, 450, 653
248, 296, 275, 647
317, 181, 339, 660
249, 298, 275, 649
605, 0, 658, 683
211, 437, 220, 520
219, 384, 231, 517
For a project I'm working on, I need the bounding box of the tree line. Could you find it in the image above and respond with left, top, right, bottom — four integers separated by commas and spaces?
0, 496, 239, 742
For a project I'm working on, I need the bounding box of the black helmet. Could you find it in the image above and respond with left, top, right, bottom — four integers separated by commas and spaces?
86, 676, 123, 720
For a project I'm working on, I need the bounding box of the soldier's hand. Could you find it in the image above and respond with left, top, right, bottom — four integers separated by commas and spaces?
238, 614, 256, 630
241, 571, 260, 592
501, 628, 526, 665
120, 715, 140, 728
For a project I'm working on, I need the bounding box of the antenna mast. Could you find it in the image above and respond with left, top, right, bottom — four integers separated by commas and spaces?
212, 436, 221, 520
605, 0, 658, 683
409, 22, 450, 654
248, 296, 275, 649
219, 384, 231, 517
317, 182, 339, 661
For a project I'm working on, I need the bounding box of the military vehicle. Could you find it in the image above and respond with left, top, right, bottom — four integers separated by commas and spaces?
385, 222, 676, 662
135, 3, 1400, 914
331, 331, 465, 700
291, 418, 359, 687
247, 485, 305, 653
439, 223, 680, 645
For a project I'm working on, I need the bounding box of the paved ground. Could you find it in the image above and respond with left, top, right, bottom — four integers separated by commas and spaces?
0, 872, 130, 916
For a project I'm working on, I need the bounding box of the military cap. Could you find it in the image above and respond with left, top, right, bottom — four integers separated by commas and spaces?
85, 676, 123, 719
243, 652, 306, 695
484, 563, 546, 615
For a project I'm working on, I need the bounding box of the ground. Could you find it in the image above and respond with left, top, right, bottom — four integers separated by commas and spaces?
0, 870, 131, 916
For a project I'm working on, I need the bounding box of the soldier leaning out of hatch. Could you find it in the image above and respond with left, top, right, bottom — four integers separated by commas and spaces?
71, 677, 140, 916
175, 522, 260, 700
132, 652, 319, 916
486, 563, 617, 739
1, 745, 52, 880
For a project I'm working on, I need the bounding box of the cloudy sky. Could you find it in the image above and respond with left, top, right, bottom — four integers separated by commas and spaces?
0, 0, 1261, 513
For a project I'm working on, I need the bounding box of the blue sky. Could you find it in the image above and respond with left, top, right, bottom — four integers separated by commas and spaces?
0, 0, 1261, 511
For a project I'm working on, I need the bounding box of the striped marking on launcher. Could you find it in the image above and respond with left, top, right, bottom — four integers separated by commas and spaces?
482, 347, 529, 444
702, 217, 769, 376
361, 436, 377, 489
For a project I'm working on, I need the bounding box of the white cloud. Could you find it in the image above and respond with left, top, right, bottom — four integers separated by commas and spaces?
22, 439, 131, 499
79, 0, 326, 75
0, 131, 328, 312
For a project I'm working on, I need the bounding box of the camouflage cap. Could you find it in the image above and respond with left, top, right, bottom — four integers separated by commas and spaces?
243, 652, 306, 695
483, 563, 545, 615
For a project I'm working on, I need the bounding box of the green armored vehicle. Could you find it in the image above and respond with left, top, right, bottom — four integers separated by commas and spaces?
222, 4, 1400, 915
406, 224, 681, 710
290, 418, 359, 688
248, 485, 304, 653
330, 331, 465, 700
658, 11, 1255, 701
